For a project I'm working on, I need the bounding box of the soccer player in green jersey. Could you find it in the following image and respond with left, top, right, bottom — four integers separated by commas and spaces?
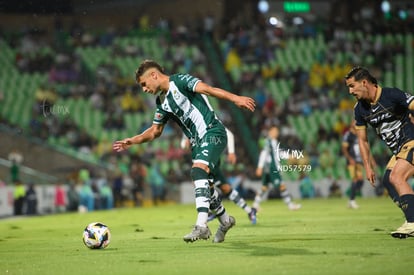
113, 60, 255, 243
253, 126, 301, 211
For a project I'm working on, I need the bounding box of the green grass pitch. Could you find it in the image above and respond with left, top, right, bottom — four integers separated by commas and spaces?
0, 197, 412, 275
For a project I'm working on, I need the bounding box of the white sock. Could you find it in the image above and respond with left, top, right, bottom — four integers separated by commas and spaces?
194, 179, 210, 227
196, 212, 209, 227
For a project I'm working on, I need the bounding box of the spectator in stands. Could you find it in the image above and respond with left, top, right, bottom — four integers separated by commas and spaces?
13, 180, 26, 216
66, 182, 79, 212
8, 149, 23, 183
103, 114, 125, 130
78, 169, 94, 212
318, 147, 336, 175
91, 181, 101, 210
299, 172, 315, 199
120, 88, 139, 112
100, 181, 114, 209
147, 160, 166, 206
25, 182, 37, 215
130, 161, 147, 207
224, 48, 241, 75
54, 182, 66, 213
328, 178, 342, 198
72, 130, 97, 154
79, 181, 94, 212
89, 87, 105, 110
111, 169, 124, 207
94, 137, 113, 160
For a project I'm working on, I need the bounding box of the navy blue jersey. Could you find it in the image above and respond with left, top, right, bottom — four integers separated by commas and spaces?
354, 87, 414, 154
342, 130, 362, 164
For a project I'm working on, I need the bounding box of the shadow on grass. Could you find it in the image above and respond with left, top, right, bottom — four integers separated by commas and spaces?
232, 243, 312, 256
225, 237, 384, 258
225, 238, 321, 256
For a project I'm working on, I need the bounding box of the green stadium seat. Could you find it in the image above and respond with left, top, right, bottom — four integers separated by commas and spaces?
310, 167, 324, 181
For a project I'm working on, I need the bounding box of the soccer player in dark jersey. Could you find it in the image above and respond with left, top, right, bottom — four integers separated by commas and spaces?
341, 120, 368, 209
345, 66, 414, 238
113, 60, 256, 243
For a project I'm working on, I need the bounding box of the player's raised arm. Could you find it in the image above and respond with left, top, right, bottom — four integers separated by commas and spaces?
194, 81, 256, 112
113, 123, 164, 152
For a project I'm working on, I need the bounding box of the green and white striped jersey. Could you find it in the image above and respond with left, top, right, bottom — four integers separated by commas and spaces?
152, 73, 222, 141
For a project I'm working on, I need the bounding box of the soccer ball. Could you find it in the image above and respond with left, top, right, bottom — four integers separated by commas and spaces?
82, 222, 111, 249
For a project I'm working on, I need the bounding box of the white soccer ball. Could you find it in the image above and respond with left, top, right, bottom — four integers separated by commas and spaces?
82, 222, 111, 249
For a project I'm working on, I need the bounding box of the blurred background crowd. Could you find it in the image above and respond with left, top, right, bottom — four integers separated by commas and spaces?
0, 0, 413, 215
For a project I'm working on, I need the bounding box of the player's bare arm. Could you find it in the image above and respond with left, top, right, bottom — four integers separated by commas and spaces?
355, 127, 376, 186
194, 81, 256, 112
113, 123, 165, 152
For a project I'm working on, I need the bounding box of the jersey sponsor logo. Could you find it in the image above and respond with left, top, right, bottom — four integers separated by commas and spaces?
369, 112, 392, 125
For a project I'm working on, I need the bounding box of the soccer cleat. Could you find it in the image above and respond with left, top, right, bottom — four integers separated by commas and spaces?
248, 208, 257, 225
348, 200, 359, 209
213, 216, 236, 243
288, 202, 301, 210
391, 221, 414, 239
183, 225, 211, 243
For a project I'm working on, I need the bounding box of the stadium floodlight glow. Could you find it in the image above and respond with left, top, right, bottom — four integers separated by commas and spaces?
293, 16, 304, 25
269, 16, 279, 26
398, 9, 407, 20
381, 0, 391, 13
258, 0, 269, 13
381, 0, 392, 19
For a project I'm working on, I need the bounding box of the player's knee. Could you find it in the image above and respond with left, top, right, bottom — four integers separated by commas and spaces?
191, 167, 209, 181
